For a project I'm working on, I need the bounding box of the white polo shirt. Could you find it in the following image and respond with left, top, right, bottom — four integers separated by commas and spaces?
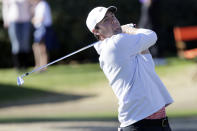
94, 29, 173, 127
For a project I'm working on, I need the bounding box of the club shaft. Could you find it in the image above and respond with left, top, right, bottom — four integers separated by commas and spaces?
23, 42, 98, 77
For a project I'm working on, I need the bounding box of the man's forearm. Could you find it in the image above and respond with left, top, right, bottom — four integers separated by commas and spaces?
121, 24, 156, 54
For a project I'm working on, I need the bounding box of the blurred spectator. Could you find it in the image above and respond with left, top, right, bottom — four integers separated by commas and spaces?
2, 0, 32, 70
138, 0, 164, 58
31, 0, 53, 70
138, 0, 152, 29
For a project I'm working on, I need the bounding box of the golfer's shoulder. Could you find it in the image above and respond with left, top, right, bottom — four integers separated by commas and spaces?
102, 35, 127, 53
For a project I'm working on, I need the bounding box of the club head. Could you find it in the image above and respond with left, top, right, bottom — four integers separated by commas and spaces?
17, 76, 24, 86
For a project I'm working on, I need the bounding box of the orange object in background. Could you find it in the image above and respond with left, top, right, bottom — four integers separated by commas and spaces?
173, 26, 197, 59
174, 26, 197, 42
184, 48, 197, 59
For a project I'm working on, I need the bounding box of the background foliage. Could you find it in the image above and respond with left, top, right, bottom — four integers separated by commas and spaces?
0, 0, 197, 67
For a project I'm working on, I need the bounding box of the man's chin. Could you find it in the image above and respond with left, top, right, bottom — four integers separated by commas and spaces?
114, 28, 122, 34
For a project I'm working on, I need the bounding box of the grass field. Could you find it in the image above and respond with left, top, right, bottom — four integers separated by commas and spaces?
0, 64, 105, 102
0, 57, 197, 123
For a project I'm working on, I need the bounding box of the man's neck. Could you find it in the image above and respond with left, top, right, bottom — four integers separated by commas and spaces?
100, 29, 122, 41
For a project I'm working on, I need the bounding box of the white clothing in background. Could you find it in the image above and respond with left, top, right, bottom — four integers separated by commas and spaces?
2, 0, 31, 25
33, 0, 52, 28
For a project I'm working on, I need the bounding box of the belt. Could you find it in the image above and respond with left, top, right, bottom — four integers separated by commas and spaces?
133, 117, 169, 127
119, 117, 169, 131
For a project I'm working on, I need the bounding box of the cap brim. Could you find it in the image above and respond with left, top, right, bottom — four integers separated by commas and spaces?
107, 6, 117, 13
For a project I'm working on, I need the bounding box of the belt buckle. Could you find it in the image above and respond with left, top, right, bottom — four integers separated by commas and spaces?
162, 118, 167, 127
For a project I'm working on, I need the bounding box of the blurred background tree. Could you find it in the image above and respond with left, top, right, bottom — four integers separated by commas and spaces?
0, 0, 197, 67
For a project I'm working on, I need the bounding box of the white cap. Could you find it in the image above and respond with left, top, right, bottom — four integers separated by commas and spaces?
86, 6, 117, 33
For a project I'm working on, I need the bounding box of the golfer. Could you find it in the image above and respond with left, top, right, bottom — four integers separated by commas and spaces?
86, 6, 173, 131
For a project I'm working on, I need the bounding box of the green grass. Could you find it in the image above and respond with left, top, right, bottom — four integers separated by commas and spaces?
155, 57, 196, 76
0, 112, 118, 123
0, 63, 106, 102
0, 57, 195, 102
0, 57, 194, 88
0, 57, 196, 122
167, 110, 197, 118
0, 63, 106, 89
1, 110, 197, 123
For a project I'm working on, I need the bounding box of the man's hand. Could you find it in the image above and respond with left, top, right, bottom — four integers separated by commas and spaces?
141, 50, 150, 54
121, 24, 138, 34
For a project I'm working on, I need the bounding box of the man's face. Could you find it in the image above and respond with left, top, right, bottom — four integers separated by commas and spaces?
94, 11, 122, 40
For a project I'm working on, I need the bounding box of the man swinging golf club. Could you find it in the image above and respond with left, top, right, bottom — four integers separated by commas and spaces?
86, 6, 173, 131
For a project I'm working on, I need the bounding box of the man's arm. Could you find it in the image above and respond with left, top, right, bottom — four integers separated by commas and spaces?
121, 24, 154, 54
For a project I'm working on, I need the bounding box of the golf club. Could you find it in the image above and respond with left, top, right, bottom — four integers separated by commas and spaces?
17, 41, 99, 86
17, 23, 136, 86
